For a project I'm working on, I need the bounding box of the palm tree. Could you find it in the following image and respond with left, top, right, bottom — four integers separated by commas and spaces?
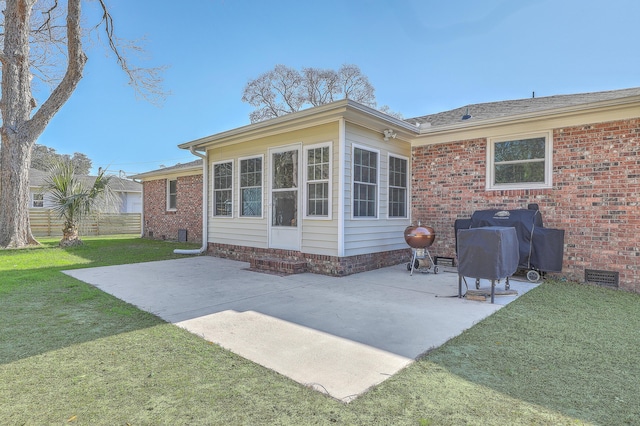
42, 161, 116, 247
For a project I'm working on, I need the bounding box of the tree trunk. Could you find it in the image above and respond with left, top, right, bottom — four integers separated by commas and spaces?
0, 0, 86, 248
0, 0, 38, 248
0, 136, 38, 247
60, 222, 82, 247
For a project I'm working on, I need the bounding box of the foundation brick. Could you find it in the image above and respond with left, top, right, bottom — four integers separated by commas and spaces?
209, 242, 411, 277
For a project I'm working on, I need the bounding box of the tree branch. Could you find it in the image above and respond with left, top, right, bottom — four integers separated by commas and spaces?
94, 0, 167, 105
27, 0, 86, 138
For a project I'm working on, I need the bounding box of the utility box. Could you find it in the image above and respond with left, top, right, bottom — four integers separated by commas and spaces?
178, 229, 188, 243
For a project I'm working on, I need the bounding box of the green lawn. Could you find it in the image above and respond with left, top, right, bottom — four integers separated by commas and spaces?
1, 237, 639, 425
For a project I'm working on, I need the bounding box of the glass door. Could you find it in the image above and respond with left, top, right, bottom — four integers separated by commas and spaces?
269, 146, 300, 250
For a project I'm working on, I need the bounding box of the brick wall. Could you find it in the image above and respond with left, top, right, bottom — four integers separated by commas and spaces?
208, 242, 411, 276
412, 118, 640, 292
143, 174, 203, 243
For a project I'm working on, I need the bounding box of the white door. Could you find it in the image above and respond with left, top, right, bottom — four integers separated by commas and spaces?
269, 145, 300, 250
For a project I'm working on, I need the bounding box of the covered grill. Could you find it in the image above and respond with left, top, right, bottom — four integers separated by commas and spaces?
457, 226, 519, 303
455, 206, 565, 282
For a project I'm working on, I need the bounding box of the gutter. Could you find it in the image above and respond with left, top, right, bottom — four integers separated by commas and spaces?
132, 177, 144, 238
174, 146, 208, 255
178, 99, 419, 152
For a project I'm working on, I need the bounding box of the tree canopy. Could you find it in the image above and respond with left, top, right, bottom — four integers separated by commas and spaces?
242, 64, 400, 123
31, 144, 92, 175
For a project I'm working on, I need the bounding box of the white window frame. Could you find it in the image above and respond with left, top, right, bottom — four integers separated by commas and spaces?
486, 131, 553, 190
212, 160, 234, 217
31, 192, 45, 208
238, 155, 264, 218
352, 144, 380, 219
387, 153, 409, 219
166, 179, 177, 211
303, 142, 332, 220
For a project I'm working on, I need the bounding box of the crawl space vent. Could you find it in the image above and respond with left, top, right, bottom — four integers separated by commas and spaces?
585, 269, 619, 288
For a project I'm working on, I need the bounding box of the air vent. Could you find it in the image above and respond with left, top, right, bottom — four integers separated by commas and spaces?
434, 256, 455, 267
585, 269, 619, 288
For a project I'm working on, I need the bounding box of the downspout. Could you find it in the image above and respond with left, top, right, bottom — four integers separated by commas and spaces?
174, 146, 208, 255
133, 178, 144, 238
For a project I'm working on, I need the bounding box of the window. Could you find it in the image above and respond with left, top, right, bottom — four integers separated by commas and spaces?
388, 155, 408, 218
31, 192, 44, 208
239, 156, 262, 217
305, 144, 331, 217
487, 132, 553, 190
353, 146, 378, 218
213, 161, 233, 216
167, 179, 177, 210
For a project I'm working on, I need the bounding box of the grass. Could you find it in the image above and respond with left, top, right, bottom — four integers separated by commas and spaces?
1, 237, 639, 425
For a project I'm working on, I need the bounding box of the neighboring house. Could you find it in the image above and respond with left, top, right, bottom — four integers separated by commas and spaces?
130, 160, 203, 243
137, 87, 640, 291
29, 168, 142, 213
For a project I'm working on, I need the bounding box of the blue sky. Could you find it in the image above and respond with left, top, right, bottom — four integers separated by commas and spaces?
36, 0, 640, 176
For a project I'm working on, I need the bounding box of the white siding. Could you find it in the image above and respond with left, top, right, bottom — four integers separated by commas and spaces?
207, 123, 340, 254
208, 141, 269, 248
120, 192, 142, 213
342, 123, 411, 256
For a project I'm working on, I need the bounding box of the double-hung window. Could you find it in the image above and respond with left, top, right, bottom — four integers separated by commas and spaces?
353, 146, 378, 218
213, 161, 233, 216
167, 179, 177, 210
388, 155, 408, 218
305, 143, 331, 218
31, 192, 44, 208
239, 156, 262, 217
487, 132, 553, 190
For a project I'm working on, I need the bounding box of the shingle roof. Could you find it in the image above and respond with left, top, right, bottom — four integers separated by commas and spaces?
28, 168, 48, 187
130, 159, 203, 180
409, 87, 640, 128
29, 168, 141, 192
152, 159, 202, 173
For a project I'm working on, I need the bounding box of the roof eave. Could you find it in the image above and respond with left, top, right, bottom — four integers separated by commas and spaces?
130, 165, 203, 180
178, 100, 419, 151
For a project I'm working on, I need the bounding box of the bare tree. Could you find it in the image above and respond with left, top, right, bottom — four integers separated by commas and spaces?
242, 64, 305, 123
0, 0, 164, 248
242, 64, 382, 123
302, 67, 340, 106
338, 64, 375, 107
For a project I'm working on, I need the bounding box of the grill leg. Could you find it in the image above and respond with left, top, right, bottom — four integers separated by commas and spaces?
410, 250, 417, 276
491, 280, 495, 304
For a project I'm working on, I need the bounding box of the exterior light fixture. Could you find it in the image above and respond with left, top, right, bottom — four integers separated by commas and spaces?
383, 129, 397, 141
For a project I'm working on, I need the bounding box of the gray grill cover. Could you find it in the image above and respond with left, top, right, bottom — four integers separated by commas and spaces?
457, 226, 519, 280
465, 209, 564, 272
470, 209, 541, 269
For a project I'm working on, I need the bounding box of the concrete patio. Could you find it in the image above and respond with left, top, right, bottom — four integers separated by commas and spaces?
64, 256, 537, 402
